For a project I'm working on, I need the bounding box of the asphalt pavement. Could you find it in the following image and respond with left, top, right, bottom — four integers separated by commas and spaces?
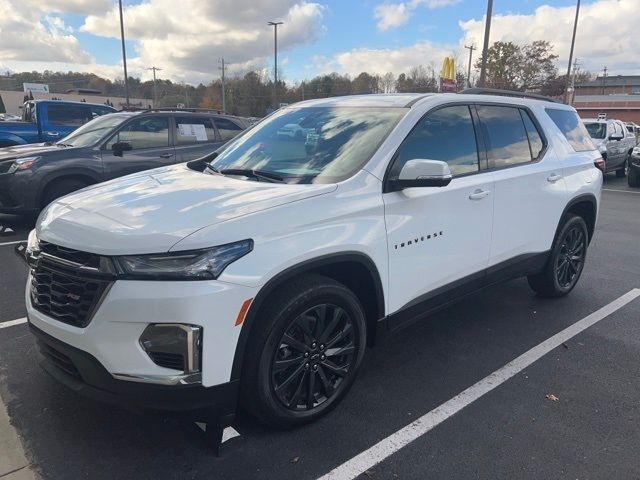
0, 175, 638, 480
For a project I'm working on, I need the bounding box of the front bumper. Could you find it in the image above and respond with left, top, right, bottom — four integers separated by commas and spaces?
0, 172, 37, 214
630, 154, 640, 172
30, 323, 238, 419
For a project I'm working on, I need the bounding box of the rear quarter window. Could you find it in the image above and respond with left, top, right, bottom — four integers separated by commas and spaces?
545, 108, 595, 152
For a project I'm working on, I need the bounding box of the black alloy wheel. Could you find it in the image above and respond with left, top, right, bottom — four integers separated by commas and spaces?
271, 304, 356, 411
554, 223, 586, 289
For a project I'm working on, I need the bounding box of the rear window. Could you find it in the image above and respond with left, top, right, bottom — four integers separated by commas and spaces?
546, 109, 595, 152
47, 104, 92, 126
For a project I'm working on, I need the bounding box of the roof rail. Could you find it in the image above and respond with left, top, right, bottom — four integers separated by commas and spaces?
459, 88, 561, 104
138, 107, 226, 114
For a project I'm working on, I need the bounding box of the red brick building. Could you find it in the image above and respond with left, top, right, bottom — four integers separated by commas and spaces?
572, 76, 640, 124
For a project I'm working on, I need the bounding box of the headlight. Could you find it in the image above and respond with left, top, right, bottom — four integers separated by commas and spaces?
26, 229, 40, 252
114, 239, 253, 280
8, 156, 39, 174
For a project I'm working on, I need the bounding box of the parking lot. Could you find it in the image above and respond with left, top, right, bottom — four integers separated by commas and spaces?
0, 175, 639, 480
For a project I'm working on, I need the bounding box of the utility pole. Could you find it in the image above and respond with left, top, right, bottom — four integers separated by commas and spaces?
563, 0, 581, 104
478, 0, 493, 88
218, 58, 227, 113
568, 57, 580, 106
602, 66, 608, 95
118, 0, 130, 107
464, 45, 476, 88
268, 21, 284, 109
146, 66, 162, 107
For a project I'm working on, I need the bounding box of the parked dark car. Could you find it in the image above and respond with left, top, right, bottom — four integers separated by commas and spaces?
0, 100, 116, 147
0, 109, 248, 214
629, 146, 640, 187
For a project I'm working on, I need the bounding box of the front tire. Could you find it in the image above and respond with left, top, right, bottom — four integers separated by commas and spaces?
41, 178, 88, 208
527, 214, 588, 298
616, 157, 628, 178
629, 165, 640, 187
240, 274, 367, 428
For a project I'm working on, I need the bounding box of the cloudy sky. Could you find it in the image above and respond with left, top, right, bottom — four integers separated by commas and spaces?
0, 0, 637, 84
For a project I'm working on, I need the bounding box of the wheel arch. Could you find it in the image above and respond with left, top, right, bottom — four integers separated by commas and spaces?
561, 194, 597, 243
230, 252, 385, 381
38, 171, 100, 208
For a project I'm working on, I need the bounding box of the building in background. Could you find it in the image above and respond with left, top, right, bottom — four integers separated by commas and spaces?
0, 90, 152, 115
573, 75, 640, 124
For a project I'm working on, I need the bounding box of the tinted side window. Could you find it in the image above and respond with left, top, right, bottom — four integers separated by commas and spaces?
476, 105, 531, 168
394, 105, 479, 177
47, 105, 91, 126
546, 108, 595, 152
520, 109, 544, 160
91, 106, 114, 118
175, 116, 217, 145
106, 117, 169, 150
214, 118, 243, 142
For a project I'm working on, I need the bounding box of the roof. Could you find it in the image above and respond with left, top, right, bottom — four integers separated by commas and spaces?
292, 94, 434, 108
31, 99, 115, 108
576, 75, 640, 88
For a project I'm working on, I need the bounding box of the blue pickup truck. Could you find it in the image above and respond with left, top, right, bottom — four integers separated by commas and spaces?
0, 100, 117, 147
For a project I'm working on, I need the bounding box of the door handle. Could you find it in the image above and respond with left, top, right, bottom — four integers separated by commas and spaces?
547, 173, 562, 183
45, 132, 60, 137
159, 153, 174, 158
468, 189, 490, 200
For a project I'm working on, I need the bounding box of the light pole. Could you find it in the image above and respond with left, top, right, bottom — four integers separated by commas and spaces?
219, 58, 227, 113
118, 0, 130, 107
147, 66, 161, 107
268, 21, 283, 109
478, 0, 493, 88
464, 44, 476, 88
563, 0, 581, 104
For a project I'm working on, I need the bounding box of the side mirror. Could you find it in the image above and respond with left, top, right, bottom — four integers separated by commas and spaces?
388, 159, 453, 191
609, 133, 624, 141
112, 141, 132, 157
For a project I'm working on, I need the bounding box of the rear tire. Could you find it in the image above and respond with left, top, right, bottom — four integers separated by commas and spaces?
527, 214, 588, 298
41, 179, 88, 208
616, 157, 628, 178
629, 166, 640, 187
240, 274, 367, 428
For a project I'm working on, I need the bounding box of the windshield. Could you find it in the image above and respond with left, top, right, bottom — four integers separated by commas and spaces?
210, 106, 407, 183
584, 122, 607, 140
58, 113, 132, 147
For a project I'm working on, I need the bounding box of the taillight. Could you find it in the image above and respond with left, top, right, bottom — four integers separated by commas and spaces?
594, 157, 606, 173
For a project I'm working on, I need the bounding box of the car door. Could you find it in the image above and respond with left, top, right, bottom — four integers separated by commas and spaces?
383, 104, 494, 320
477, 104, 568, 267
173, 116, 223, 162
101, 115, 176, 180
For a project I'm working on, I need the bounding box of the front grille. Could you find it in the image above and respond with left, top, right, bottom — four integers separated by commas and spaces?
148, 352, 185, 371
30, 244, 111, 328
37, 340, 82, 380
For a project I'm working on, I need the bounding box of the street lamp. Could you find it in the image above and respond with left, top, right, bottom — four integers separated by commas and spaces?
564, 0, 581, 104
478, 0, 493, 88
118, 0, 130, 107
268, 21, 283, 109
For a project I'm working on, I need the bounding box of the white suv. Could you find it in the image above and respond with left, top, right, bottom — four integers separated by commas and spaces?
20, 92, 602, 430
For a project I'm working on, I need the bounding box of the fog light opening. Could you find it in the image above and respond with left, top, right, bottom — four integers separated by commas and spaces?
140, 324, 202, 374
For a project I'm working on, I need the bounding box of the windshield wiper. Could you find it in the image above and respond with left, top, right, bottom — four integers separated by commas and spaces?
219, 168, 285, 183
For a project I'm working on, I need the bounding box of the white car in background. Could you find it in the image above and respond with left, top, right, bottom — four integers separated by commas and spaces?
583, 118, 635, 177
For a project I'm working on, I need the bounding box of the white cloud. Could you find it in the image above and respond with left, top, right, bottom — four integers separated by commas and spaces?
374, 3, 410, 31
459, 0, 640, 75
80, 0, 325, 83
317, 41, 454, 76
374, 0, 460, 31
0, 0, 92, 63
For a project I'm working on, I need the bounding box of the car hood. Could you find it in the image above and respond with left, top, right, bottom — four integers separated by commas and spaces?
37, 164, 337, 255
0, 143, 69, 161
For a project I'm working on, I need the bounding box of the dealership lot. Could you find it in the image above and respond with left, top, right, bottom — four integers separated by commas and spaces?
0, 175, 639, 480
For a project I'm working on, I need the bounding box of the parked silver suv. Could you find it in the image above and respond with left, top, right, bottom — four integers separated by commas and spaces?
583, 118, 635, 177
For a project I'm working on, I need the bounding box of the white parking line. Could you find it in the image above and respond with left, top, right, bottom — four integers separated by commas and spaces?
0, 317, 27, 329
318, 288, 640, 480
603, 188, 640, 194
0, 239, 25, 247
